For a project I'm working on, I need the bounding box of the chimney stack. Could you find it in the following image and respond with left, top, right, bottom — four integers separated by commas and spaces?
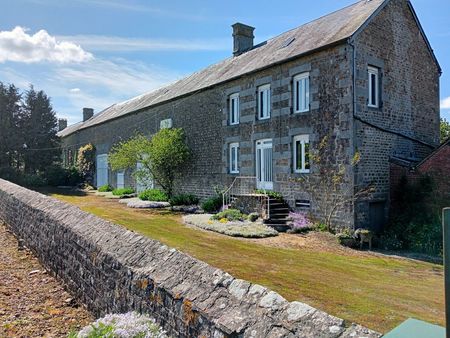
83, 107, 94, 122
58, 118, 67, 131
232, 23, 255, 56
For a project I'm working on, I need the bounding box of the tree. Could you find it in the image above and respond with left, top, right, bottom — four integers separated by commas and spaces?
19, 86, 60, 174
441, 118, 450, 142
109, 128, 190, 198
0, 82, 21, 177
293, 136, 374, 232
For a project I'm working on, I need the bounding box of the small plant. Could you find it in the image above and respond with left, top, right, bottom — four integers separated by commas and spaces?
74, 312, 168, 338
288, 212, 312, 233
336, 228, 357, 248
314, 222, 328, 232
211, 209, 246, 222
138, 189, 168, 202
112, 187, 135, 196
170, 193, 199, 206
248, 212, 259, 222
255, 189, 283, 200
98, 184, 113, 192
201, 196, 222, 213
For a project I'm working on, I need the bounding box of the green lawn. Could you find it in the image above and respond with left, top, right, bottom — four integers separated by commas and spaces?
48, 189, 444, 333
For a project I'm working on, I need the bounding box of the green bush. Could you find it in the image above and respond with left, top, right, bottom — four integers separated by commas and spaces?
255, 189, 283, 200
21, 174, 47, 187
98, 184, 113, 192
112, 187, 135, 196
248, 212, 259, 222
138, 189, 168, 202
201, 196, 222, 213
211, 209, 246, 222
42, 165, 81, 186
170, 193, 199, 206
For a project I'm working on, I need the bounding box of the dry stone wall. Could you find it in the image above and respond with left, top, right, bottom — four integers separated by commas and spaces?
0, 179, 380, 338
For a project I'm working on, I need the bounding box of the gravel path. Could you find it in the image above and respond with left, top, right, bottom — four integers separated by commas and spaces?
0, 222, 93, 337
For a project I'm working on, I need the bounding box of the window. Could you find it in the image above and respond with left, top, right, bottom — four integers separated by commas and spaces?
229, 143, 239, 174
293, 73, 310, 113
258, 84, 271, 119
368, 66, 379, 108
293, 135, 310, 173
229, 93, 240, 125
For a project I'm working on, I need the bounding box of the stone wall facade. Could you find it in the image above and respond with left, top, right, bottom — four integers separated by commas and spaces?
60, 0, 440, 231
353, 0, 441, 228
0, 179, 380, 337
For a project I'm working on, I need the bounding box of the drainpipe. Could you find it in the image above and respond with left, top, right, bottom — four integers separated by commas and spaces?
444, 207, 450, 338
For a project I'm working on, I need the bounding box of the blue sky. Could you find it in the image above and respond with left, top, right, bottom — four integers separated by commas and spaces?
0, 0, 449, 125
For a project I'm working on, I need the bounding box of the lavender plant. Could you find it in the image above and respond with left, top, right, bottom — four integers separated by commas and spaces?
288, 212, 313, 233
72, 312, 169, 338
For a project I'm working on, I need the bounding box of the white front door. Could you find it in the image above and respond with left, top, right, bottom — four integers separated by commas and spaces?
96, 154, 108, 188
116, 171, 125, 189
256, 139, 273, 190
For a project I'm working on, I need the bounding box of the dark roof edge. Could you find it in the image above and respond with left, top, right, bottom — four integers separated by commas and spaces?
406, 0, 442, 75
350, 0, 441, 75
61, 38, 348, 138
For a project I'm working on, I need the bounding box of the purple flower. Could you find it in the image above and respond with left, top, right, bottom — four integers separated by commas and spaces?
289, 212, 312, 231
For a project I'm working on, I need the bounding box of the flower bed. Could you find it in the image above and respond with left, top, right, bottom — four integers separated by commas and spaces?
71, 312, 168, 338
183, 214, 278, 238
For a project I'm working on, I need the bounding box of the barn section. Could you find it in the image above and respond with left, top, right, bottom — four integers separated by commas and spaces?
58, 0, 441, 231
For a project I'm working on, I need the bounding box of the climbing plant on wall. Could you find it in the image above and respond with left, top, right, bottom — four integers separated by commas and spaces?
77, 143, 96, 184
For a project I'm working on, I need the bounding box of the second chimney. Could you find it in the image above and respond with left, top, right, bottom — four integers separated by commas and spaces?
232, 23, 255, 56
58, 118, 67, 131
83, 108, 94, 122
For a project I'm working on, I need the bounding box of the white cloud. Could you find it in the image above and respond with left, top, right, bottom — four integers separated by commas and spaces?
0, 26, 93, 64
441, 97, 450, 109
57, 34, 229, 52
69, 88, 81, 93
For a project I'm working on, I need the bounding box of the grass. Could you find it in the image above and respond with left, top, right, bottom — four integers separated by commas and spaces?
46, 188, 444, 333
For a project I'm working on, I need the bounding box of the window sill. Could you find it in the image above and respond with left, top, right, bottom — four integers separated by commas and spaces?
293, 109, 310, 114
293, 170, 310, 174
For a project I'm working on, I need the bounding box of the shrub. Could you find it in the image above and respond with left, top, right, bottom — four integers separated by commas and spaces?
43, 165, 82, 186
112, 187, 135, 196
314, 222, 328, 232
170, 193, 199, 206
21, 174, 47, 187
211, 209, 246, 222
248, 212, 259, 222
255, 189, 283, 200
288, 212, 313, 233
201, 196, 223, 213
138, 189, 168, 202
98, 184, 113, 192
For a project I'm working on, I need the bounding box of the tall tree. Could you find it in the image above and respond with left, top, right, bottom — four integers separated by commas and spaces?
441, 118, 450, 142
0, 82, 21, 176
19, 86, 60, 174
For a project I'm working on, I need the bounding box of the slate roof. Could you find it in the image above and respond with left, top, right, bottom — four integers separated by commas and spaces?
59, 0, 386, 137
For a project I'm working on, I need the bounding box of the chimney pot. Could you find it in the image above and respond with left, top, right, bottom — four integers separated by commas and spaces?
232, 23, 255, 56
58, 118, 67, 132
83, 108, 94, 122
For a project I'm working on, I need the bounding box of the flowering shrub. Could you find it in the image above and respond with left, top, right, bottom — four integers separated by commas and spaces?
211, 209, 246, 222
71, 312, 168, 338
288, 212, 313, 233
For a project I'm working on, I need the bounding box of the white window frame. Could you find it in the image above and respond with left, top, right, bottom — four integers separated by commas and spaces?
257, 84, 271, 120
368, 66, 379, 108
229, 93, 240, 125
229, 142, 239, 174
293, 134, 310, 174
293, 72, 310, 113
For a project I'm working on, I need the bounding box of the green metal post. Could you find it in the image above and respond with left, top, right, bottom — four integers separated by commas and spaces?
444, 208, 450, 338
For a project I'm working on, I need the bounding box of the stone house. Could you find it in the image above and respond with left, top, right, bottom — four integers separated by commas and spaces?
58, 0, 441, 231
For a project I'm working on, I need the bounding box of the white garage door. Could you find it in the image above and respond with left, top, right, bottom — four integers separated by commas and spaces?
96, 154, 108, 188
